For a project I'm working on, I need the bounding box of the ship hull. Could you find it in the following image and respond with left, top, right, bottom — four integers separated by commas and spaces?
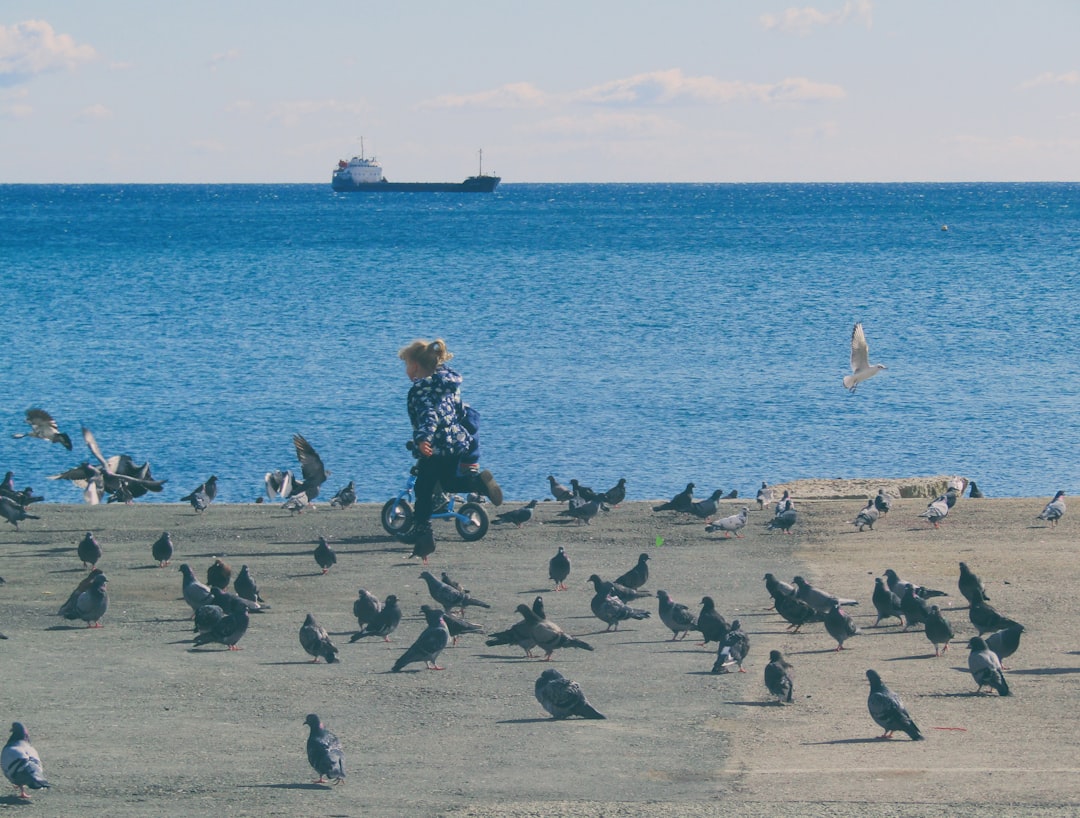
332, 175, 500, 193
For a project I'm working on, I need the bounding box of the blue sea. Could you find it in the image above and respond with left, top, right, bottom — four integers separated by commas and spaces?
2, 183, 1077, 504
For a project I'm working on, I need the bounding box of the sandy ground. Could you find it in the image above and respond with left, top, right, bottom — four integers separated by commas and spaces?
1, 489, 1078, 817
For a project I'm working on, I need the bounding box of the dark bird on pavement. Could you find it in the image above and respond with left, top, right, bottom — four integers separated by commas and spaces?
986, 623, 1024, 667
210, 586, 265, 615
314, 536, 337, 574
419, 570, 491, 615
234, 565, 264, 604
206, 558, 232, 590
557, 498, 605, 524
421, 604, 482, 645
179, 563, 214, 614
695, 596, 729, 647
686, 489, 724, 521
12, 407, 72, 449
57, 571, 108, 627
824, 602, 859, 651
330, 480, 356, 509
774, 591, 823, 633
958, 561, 990, 605
288, 433, 330, 503
180, 475, 217, 512
866, 669, 923, 740
77, 531, 102, 569
766, 500, 798, 534
192, 596, 250, 650
486, 596, 547, 658
900, 585, 931, 631
494, 499, 538, 528
303, 714, 345, 785
853, 499, 879, 532
587, 574, 651, 602
599, 478, 627, 506
923, 605, 955, 656
713, 619, 749, 672
3, 722, 50, 799
763, 572, 797, 606
548, 547, 570, 591
653, 482, 694, 512
439, 571, 467, 594
614, 553, 650, 590
535, 668, 605, 719
392, 607, 451, 671
193, 602, 225, 636
299, 613, 339, 663
792, 575, 858, 614
871, 577, 904, 627
968, 481, 984, 498
969, 599, 1021, 636
151, 532, 174, 567
515, 603, 593, 660
1037, 490, 1066, 527
764, 650, 794, 704
657, 590, 697, 640
351, 595, 402, 642
352, 589, 383, 629
968, 636, 1010, 695
590, 588, 651, 632
0, 496, 39, 530
570, 479, 599, 502
873, 489, 892, 515
0, 477, 44, 508
883, 569, 947, 600
547, 475, 573, 502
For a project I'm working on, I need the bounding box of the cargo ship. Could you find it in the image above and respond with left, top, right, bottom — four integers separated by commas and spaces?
332, 145, 500, 192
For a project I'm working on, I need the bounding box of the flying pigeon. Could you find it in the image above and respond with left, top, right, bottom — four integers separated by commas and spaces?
599, 478, 627, 506
486, 596, 547, 657
303, 714, 345, 785
899, 585, 932, 631
352, 589, 383, 629
314, 536, 337, 574
234, 565, 264, 604
419, 571, 490, 615
873, 489, 892, 514
614, 553, 650, 590
865, 669, 923, 740
852, 499, 879, 532
764, 650, 794, 704
179, 563, 214, 613
57, 571, 108, 627
264, 469, 294, 500
652, 483, 694, 512
713, 619, 749, 673
12, 408, 71, 449
548, 547, 571, 591
151, 532, 174, 567
57, 426, 166, 503
180, 475, 217, 512
695, 596, 729, 648
330, 480, 356, 509
0, 496, 39, 530
843, 321, 887, 391
706, 507, 748, 537
206, 558, 232, 590
514, 603, 593, 660
792, 575, 858, 614
351, 595, 402, 642
986, 623, 1024, 667
288, 433, 330, 503
1037, 491, 1066, 527
883, 569, 947, 600
923, 605, 955, 656
392, 607, 450, 671
547, 475, 573, 502
0, 477, 44, 509
494, 499, 538, 528
871, 577, 904, 627
299, 613, 339, 663
534, 668, 605, 719
824, 602, 860, 651
968, 636, 1010, 695
919, 495, 949, 528
191, 596, 250, 650
657, 590, 698, 641
2, 722, 50, 799
958, 561, 990, 605
77, 531, 102, 569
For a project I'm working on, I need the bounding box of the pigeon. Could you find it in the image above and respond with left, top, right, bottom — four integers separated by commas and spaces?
264, 469, 294, 500
419, 571, 490, 615
77, 531, 102, 569
392, 607, 451, 671
439, 571, 466, 594
314, 537, 337, 574
923, 605, 955, 656
968, 481, 984, 498
303, 714, 345, 785
179, 563, 214, 613
299, 613, 339, 663
695, 596, 729, 648
843, 321, 887, 391
763, 572, 797, 605
0, 496, 39, 530
824, 602, 859, 651
57, 572, 108, 627
181, 475, 217, 512
288, 433, 330, 503
653, 483, 694, 512
590, 589, 650, 632
206, 558, 232, 590
766, 500, 797, 534
330, 480, 356, 509
351, 595, 402, 642
599, 478, 627, 506
969, 599, 1021, 636
883, 569, 947, 600
2, 722, 50, 799
421, 604, 482, 645
792, 576, 858, 614
919, 495, 949, 528
899, 585, 932, 631
755, 482, 772, 509
774, 591, 823, 633
486, 596, 547, 658
151, 532, 174, 567
686, 489, 724, 520
12, 408, 72, 449
193, 603, 225, 635
958, 561, 990, 605
852, 499, 879, 532
494, 499, 538, 528
234, 565, 264, 604
723, 489, 738, 499
968, 636, 1010, 695
587, 574, 651, 602
352, 589, 383, 629
210, 586, 265, 615
865, 670, 923, 740
557, 498, 605, 525
534, 668, 605, 719
706, 507, 748, 537
945, 485, 961, 508
614, 553, 650, 590
712, 619, 749, 672
548, 547, 571, 591
1037, 491, 1066, 527
514, 603, 593, 660
871, 577, 904, 627
764, 650, 794, 704
405, 525, 436, 564
0, 479, 44, 509
773, 491, 792, 515
657, 590, 698, 640
547, 475, 573, 502
60, 426, 166, 503
873, 489, 892, 514
986, 623, 1024, 666
192, 596, 250, 650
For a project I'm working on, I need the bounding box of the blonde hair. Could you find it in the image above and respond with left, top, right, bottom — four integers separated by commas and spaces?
398, 338, 453, 370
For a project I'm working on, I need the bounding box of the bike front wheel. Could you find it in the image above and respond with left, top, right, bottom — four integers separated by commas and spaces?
381, 498, 414, 535
455, 502, 489, 541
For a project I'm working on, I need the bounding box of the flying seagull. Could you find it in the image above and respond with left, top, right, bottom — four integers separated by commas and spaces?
843, 322, 886, 391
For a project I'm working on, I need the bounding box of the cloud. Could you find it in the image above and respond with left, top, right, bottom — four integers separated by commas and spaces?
0, 19, 96, 86
421, 82, 550, 109
1020, 70, 1080, 90
528, 111, 680, 138
76, 103, 112, 121
266, 98, 369, 126
761, 1, 873, 34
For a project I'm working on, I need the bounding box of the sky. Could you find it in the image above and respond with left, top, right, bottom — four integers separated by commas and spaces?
2, 1, 1079, 183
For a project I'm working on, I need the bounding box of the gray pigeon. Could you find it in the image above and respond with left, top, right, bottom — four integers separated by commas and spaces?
764, 650, 794, 704
774, 592, 822, 633
58, 572, 108, 628
314, 536, 337, 574
865, 669, 923, 740
968, 599, 1021, 636
657, 590, 697, 641
486, 596, 546, 658
515, 603, 593, 660
151, 532, 174, 567
351, 595, 401, 642
923, 605, 955, 656
792, 575, 858, 614
873, 489, 892, 514
547, 475, 573, 502
653, 483, 694, 512
900, 585, 931, 631
985, 623, 1024, 667
852, 499, 879, 532
191, 596, 250, 650
872, 577, 904, 627
299, 613, 339, 663
763, 573, 797, 605
3, 722, 50, 799
289, 433, 330, 502
494, 499, 538, 528
599, 478, 627, 506
534, 668, 605, 719
614, 553, 650, 590
590, 589, 650, 632
557, 498, 605, 524
77, 531, 102, 569
766, 500, 797, 534
352, 589, 383, 629
1036, 490, 1066, 527
392, 607, 450, 671
193, 603, 225, 635
419, 571, 491, 615
548, 546, 571, 591
712, 619, 749, 673
687, 489, 724, 520
824, 602, 859, 651
695, 596, 729, 648
958, 561, 990, 605
303, 714, 345, 784
180, 475, 216, 512
968, 636, 1010, 695
0, 496, 40, 530
234, 565, 264, 604
919, 494, 949, 528
706, 507, 748, 537
421, 604, 482, 646
330, 480, 356, 509
587, 574, 651, 602
179, 563, 214, 614
883, 569, 947, 600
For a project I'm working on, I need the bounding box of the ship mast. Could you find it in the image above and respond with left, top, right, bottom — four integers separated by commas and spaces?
478, 148, 483, 177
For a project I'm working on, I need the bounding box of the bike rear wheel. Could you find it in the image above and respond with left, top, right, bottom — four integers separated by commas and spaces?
381, 498, 414, 535
455, 502, 489, 541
